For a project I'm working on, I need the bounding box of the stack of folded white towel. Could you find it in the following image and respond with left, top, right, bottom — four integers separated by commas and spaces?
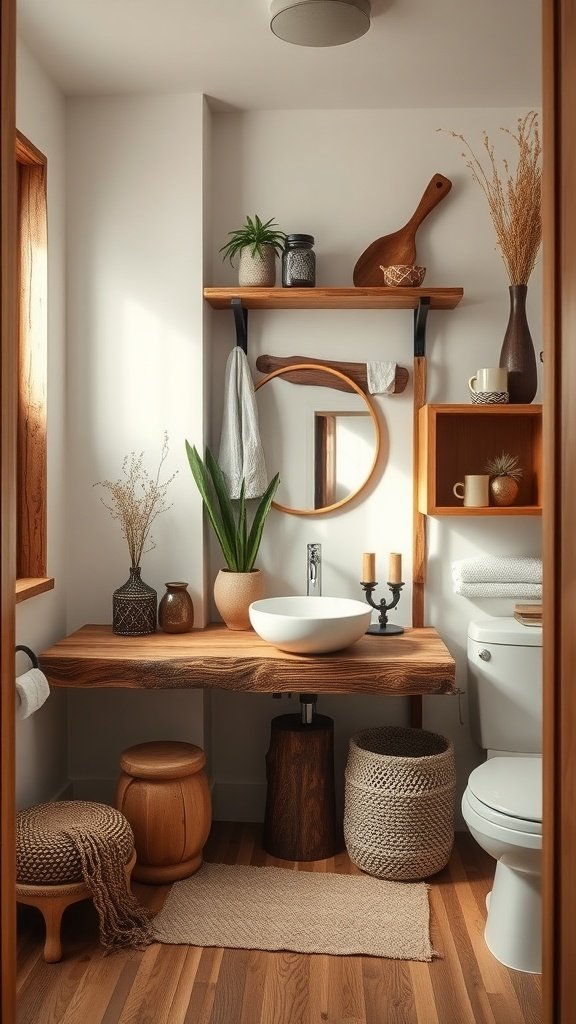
451, 556, 542, 599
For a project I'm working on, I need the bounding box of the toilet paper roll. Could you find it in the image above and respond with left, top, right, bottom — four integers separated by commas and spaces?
16, 668, 50, 719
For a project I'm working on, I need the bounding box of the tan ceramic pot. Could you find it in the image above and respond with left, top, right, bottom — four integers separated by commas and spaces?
490, 475, 520, 507
213, 568, 265, 631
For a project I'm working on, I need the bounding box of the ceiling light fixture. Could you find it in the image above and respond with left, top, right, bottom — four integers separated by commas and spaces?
270, 0, 371, 47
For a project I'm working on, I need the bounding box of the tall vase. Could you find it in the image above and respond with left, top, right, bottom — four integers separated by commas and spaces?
113, 566, 157, 636
498, 284, 537, 404
213, 568, 265, 631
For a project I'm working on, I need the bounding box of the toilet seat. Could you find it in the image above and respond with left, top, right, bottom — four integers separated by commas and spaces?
464, 788, 542, 835
468, 756, 541, 828
468, 756, 541, 821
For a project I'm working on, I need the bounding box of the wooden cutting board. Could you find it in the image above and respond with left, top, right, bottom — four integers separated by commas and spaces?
353, 173, 452, 287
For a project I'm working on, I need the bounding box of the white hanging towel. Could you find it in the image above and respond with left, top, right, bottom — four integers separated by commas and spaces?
366, 361, 397, 395
218, 346, 269, 499
16, 668, 50, 719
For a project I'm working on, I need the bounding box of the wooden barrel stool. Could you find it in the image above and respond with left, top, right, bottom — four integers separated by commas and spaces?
16, 801, 144, 962
263, 713, 339, 861
115, 740, 212, 884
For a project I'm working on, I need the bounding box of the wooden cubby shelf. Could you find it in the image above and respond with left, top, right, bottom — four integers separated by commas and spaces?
203, 286, 464, 311
418, 404, 543, 516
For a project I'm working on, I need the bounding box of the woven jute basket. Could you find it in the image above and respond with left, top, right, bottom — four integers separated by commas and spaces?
344, 726, 456, 881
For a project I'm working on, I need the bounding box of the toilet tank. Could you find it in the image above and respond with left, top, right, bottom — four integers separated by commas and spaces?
467, 617, 542, 755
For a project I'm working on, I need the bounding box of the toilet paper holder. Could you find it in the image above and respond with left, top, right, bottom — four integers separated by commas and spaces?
15, 645, 39, 669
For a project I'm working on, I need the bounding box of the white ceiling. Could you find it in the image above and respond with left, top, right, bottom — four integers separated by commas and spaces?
17, 0, 541, 111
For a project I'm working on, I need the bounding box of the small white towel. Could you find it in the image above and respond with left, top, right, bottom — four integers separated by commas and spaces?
451, 556, 542, 585
218, 347, 269, 499
453, 582, 542, 599
16, 668, 50, 719
366, 361, 397, 395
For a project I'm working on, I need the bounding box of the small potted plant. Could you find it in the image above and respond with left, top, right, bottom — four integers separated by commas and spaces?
186, 442, 280, 629
219, 214, 286, 287
484, 451, 523, 506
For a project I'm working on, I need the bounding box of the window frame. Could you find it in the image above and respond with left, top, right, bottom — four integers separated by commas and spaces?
15, 130, 52, 602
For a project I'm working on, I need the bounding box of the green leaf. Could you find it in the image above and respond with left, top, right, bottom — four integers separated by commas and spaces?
186, 442, 279, 572
185, 442, 237, 569
245, 472, 280, 570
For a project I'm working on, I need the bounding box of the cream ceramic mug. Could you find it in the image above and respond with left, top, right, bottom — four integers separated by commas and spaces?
468, 367, 508, 395
453, 474, 490, 507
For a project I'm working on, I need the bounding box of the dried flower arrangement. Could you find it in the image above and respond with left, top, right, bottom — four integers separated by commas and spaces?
484, 451, 523, 481
95, 433, 177, 568
441, 112, 542, 285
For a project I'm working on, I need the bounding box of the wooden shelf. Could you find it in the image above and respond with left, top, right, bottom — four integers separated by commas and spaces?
203, 286, 464, 311
39, 624, 456, 696
418, 403, 543, 516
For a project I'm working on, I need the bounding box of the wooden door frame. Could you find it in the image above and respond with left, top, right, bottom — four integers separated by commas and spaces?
0, 1, 574, 1020
542, 2, 576, 1020
1, 0, 17, 1019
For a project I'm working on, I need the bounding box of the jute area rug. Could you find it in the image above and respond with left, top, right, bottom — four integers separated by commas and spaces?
152, 862, 434, 961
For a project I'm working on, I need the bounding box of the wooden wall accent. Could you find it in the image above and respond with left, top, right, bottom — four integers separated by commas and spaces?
542, 2, 576, 1021
15, 134, 47, 580
1, 0, 17, 1018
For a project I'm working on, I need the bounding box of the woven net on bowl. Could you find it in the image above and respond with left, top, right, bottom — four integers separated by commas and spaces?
16, 800, 152, 950
344, 726, 456, 881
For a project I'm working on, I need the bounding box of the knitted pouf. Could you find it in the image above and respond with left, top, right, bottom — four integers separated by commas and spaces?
343, 726, 456, 881
16, 800, 152, 959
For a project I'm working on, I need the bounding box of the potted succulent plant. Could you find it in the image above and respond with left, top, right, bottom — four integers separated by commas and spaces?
219, 214, 286, 287
185, 442, 279, 629
484, 451, 523, 507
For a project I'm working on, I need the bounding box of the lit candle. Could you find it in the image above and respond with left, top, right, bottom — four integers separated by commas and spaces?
362, 552, 376, 583
389, 552, 402, 584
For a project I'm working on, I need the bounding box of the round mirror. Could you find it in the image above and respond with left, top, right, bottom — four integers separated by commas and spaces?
254, 363, 381, 516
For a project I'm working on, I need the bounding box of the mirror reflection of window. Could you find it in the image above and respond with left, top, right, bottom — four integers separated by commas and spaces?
254, 364, 381, 516
315, 412, 373, 508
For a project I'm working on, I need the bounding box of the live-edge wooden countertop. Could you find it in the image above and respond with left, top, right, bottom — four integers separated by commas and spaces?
39, 624, 456, 696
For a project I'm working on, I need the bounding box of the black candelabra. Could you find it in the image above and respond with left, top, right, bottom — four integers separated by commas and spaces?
360, 580, 405, 635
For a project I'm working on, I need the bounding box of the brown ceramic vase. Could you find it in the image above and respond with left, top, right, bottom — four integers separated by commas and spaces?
158, 582, 195, 633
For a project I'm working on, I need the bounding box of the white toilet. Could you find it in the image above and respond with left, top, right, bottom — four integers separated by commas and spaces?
461, 616, 542, 974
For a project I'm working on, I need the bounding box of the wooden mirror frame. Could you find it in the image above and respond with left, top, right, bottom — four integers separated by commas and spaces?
254, 362, 381, 516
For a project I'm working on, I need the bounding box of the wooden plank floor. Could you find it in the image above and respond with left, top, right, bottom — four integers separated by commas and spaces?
16, 824, 542, 1024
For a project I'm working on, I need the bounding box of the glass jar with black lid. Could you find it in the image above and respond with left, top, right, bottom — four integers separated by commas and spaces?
282, 234, 316, 287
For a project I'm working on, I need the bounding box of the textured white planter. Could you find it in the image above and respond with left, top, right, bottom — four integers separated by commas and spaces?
238, 244, 276, 287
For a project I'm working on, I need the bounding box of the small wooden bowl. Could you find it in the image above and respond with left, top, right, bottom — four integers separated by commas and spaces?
380, 265, 426, 287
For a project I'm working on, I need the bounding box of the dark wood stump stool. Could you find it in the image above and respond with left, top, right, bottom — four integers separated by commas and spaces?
263, 713, 339, 861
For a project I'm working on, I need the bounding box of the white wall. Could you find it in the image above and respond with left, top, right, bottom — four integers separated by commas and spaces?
15, 39, 69, 810
65, 93, 211, 798
32, 95, 541, 822
208, 108, 542, 822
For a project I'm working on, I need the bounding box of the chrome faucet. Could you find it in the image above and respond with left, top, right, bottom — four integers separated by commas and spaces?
307, 543, 322, 597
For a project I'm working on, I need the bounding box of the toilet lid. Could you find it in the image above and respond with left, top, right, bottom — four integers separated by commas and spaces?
468, 757, 542, 826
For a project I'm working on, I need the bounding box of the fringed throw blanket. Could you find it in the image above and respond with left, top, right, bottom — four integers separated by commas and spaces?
16, 801, 152, 951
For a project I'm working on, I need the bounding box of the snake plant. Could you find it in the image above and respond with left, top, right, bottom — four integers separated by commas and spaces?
185, 443, 279, 572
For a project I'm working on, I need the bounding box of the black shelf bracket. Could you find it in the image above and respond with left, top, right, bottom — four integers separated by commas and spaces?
230, 297, 248, 354
413, 296, 431, 358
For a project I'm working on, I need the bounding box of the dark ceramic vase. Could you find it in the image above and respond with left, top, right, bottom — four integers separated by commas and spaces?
499, 284, 537, 404
113, 566, 157, 636
158, 581, 195, 633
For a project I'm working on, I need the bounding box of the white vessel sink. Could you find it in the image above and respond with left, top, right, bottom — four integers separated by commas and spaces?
249, 596, 372, 655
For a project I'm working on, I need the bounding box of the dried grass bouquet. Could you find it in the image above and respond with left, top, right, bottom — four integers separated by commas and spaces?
441, 111, 542, 285
95, 433, 177, 568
